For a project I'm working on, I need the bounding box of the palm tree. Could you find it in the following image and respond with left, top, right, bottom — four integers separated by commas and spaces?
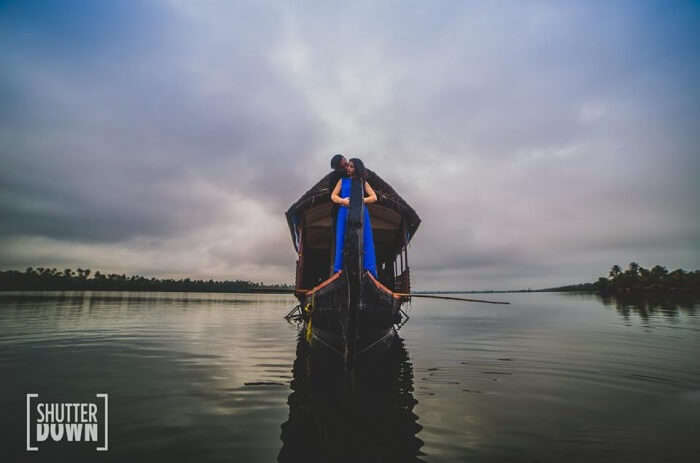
639, 266, 650, 279
627, 262, 640, 275
650, 265, 668, 279
609, 265, 622, 279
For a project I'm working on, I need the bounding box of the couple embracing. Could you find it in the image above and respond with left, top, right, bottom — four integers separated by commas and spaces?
328, 154, 378, 278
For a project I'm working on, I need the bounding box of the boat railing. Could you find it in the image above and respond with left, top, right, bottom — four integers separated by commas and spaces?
394, 268, 411, 300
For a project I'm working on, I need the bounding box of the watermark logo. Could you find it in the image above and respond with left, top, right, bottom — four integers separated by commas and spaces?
26, 393, 108, 452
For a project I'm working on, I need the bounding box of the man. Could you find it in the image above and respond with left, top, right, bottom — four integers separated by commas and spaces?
328, 154, 348, 236
329, 154, 348, 193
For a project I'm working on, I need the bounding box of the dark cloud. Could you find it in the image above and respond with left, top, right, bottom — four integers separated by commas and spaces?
1, 1, 698, 288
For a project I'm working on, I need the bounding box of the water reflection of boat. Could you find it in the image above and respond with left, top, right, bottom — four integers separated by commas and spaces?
278, 335, 424, 462
285, 172, 421, 369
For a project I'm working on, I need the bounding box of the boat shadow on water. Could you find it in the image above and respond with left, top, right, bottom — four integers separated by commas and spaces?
278, 334, 425, 463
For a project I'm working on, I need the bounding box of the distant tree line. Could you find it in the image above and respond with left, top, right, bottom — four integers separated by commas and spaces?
0, 267, 294, 293
549, 262, 700, 294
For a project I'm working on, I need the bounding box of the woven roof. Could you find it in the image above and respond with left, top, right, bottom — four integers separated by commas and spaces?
285, 170, 421, 250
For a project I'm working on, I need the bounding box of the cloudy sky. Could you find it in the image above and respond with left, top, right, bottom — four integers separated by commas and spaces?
1, 1, 698, 290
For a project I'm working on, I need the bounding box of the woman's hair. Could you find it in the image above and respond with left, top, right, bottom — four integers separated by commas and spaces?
349, 158, 367, 180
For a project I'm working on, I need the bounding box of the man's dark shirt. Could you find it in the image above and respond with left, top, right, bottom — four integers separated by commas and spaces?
329, 169, 345, 227
329, 169, 345, 194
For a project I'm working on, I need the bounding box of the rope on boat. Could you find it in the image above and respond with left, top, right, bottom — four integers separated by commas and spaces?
304, 293, 315, 343
284, 304, 303, 323
394, 307, 410, 330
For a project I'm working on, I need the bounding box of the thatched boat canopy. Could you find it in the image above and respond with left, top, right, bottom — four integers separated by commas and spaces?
285, 170, 421, 253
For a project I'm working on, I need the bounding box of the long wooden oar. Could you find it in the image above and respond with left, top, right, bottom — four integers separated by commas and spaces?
394, 293, 510, 304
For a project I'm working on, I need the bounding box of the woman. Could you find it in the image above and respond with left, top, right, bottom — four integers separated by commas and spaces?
330, 158, 378, 277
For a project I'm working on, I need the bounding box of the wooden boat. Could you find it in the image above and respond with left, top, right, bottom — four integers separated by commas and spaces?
285, 170, 420, 369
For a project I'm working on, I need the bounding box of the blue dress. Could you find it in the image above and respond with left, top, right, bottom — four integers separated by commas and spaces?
333, 177, 377, 277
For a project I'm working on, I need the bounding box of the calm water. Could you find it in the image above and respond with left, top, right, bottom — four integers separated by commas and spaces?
1, 291, 699, 462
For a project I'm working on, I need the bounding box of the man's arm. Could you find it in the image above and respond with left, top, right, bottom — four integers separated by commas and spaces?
328, 171, 341, 193
331, 179, 349, 206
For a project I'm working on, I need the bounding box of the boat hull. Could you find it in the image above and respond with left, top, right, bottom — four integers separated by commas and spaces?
297, 270, 403, 360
